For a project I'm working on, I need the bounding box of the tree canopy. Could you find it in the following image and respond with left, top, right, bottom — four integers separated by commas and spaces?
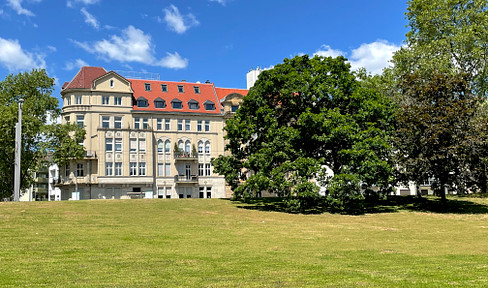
212, 55, 397, 212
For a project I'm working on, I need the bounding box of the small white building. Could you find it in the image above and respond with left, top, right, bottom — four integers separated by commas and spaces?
48, 164, 61, 201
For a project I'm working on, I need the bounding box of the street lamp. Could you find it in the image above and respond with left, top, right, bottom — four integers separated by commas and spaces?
14, 98, 24, 202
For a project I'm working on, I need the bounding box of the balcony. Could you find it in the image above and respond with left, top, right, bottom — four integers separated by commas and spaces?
174, 175, 198, 184
174, 152, 198, 161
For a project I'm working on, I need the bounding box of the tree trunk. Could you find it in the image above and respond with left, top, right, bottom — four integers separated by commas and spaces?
439, 178, 446, 203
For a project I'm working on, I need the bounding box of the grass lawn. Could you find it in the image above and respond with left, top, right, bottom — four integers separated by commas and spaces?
1, 196, 488, 287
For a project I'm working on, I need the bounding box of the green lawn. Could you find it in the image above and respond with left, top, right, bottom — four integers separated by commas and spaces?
1, 197, 488, 287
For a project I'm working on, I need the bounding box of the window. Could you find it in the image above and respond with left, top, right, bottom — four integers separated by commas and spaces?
188, 100, 199, 110
110, 79, 114, 88
102, 116, 110, 128
115, 162, 122, 176
76, 163, 84, 177
161, 84, 168, 92
157, 140, 164, 153
165, 163, 171, 176
64, 116, 70, 123
139, 138, 146, 152
114, 96, 122, 106
106, 162, 113, 176
166, 187, 171, 198
155, 99, 166, 108
105, 138, 113, 152
206, 187, 212, 198
144, 83, 151, 91
199, 187, 205, 198
158, 163, 164, 176
134, 118, 140, 129
198, 163, 204, 176
115, 138, 122, 152
172, 100, 182, 109
197, 120, 202, 131
205, 163, 211, 176
231, 105, 239, 112
102, 96, 110, 105
165, 140, 171, 154
139, 163, 146, 176
137, 98, 148, 108
185, 119, 191, 131
130, 138, 137, 152
114, 117, 122, 129
198, 141, 203, 154
75, 95, 82, 105
165, 118, 170, 130
142, 118, 148, 129
178, 85, 184, 93
66, 96, 71, 106
205, 120, 210, 132
76, 115, 84, 128
65, 164, 70, 177
205, 102, 215, 110
194, 86, 200, 94
177, 119, 183, 131
205, 141, 210, 154
157, 118, 163, 130
185, 140, 191, 153
130, 162, 137, 176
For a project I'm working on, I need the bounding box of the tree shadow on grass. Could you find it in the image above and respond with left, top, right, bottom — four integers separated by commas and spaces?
231, 196, 488, 215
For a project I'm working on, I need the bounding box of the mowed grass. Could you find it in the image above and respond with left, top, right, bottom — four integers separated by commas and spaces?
1, 197, 488, 287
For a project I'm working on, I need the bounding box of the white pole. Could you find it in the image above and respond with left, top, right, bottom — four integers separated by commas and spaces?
14, 98, 24, 201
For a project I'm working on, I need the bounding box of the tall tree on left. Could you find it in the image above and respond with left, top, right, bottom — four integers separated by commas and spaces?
0, 69, 85, 199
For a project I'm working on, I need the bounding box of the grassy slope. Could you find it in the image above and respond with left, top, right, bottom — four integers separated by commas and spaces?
1, 197, 488, 287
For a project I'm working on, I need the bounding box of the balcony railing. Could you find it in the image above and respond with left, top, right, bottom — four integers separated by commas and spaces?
174, 175, 198, 184
173, 152, 198, 161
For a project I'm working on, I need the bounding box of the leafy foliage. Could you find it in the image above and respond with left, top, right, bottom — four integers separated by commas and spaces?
213, 55, 397, 212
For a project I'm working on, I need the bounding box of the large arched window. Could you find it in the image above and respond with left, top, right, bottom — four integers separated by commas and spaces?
205, 141, 210, 154
157, 140, 164, 153
178, 140, 184, 152
198, 141, 203, 154
165, 140, 171, 154
185, 140, 191, 153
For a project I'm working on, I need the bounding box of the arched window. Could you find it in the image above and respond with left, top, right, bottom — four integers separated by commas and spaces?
165, 140, 171, 154
178, 140, 184, 152
185, 140, 191, 153
157, 140, 164, 153
205, 141, 210, 154
136, 97, 148, 108
198, 141, 203, 154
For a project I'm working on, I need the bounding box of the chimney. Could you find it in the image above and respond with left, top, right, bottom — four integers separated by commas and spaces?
205, 80, 210, 84
181, 80, 186, 82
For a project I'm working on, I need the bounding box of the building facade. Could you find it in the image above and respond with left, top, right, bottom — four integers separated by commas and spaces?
58, 67, 247, 200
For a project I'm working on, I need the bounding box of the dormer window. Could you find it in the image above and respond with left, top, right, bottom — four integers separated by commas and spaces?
194, 86, 200, 94
161, 84, 168, 92
188, 99, 199, 110
144, 83, 151, 91
137, 97, 148, 108
154, 98, 166, 109
171, 99, 183, 109
204, 101, 215, 111
231, 105, 239, 112
177, 85, 184, 93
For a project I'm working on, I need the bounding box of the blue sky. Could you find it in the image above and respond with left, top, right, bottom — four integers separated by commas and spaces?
0, 0, 408, 104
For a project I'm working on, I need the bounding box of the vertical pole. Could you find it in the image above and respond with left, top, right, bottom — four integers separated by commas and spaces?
14, 98, 24, 202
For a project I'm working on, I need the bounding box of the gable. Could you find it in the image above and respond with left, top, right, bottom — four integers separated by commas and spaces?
93, 71, 133, 93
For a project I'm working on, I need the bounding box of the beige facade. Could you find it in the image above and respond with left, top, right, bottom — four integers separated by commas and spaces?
58, 67, 246, 200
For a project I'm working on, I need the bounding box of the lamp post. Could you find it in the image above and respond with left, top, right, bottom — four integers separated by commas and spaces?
14, 98, 24, 202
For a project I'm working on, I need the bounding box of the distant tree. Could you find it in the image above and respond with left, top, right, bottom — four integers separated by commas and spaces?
0, 69, 85, 199
394, 72, 481, 201
212, 55, 397, 212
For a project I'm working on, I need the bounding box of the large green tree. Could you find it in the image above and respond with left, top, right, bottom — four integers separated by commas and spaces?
212, 55, 397, 211
0, 69, 85, 199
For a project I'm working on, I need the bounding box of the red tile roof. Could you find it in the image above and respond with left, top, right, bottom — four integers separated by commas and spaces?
63, 66, 107, 90
129, 79, 225, 114
215, 87, 248, 102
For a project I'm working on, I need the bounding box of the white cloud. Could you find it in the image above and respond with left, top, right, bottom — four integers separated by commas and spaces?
6, 0, 35, 16
158, 52, 188, 69
67, 0, 99, 7
314, 40, 401, 74
209, 0, 227, 6
64, 59, 89, 71
314, 45, 345, 58
80, 8, 99, 29
73, 26, 188, 69
163, 4, 199, 34
0, 37, 46, 71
